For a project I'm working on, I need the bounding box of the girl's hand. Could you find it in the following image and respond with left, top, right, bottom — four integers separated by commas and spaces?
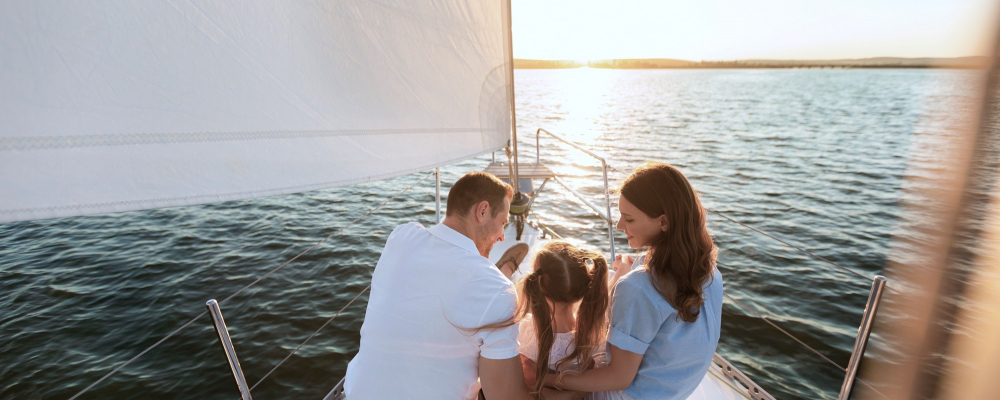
609, 254, 636, 288
612, 254, 635, 274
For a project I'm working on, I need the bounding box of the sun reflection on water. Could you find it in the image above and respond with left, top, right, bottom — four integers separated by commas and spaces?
552, 68, 615, 142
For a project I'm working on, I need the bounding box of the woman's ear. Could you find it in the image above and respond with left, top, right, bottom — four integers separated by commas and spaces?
659, 215, 668, 232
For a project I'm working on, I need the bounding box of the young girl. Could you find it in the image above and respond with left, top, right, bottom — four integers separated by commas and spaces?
543, 162, 722, 400
514, 241, 615, 400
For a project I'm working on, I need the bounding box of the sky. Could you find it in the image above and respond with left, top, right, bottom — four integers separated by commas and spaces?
511, 0, 999, 61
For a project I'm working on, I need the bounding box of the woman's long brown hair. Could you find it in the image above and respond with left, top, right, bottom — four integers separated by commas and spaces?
620, 162, 717, 323
517, 241, 609, 399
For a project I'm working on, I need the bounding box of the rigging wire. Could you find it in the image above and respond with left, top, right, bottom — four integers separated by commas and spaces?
709, 210, 897, 293
605, 164, 897, 293
246, 284, 372, 394
67, 171, 433, 400
723, 289, 890, 400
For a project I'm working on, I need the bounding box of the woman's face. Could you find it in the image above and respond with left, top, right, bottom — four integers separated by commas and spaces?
616, 195, 667, 249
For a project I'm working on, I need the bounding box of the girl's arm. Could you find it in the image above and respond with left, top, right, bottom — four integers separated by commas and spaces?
543, 344, 643, 392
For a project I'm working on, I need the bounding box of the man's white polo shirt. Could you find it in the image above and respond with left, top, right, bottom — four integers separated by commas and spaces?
344, 222, 519, 399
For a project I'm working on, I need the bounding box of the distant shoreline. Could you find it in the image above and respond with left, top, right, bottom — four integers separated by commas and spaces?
513, 57, 990, 70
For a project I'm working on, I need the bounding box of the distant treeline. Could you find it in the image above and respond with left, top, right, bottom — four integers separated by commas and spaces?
513, 57, 991, 69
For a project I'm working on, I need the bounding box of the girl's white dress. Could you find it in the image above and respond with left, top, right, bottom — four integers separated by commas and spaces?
518, 315, 629, 400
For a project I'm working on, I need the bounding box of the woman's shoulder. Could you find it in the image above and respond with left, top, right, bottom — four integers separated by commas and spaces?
613, 268, 669, 311
617, 267, 655, 291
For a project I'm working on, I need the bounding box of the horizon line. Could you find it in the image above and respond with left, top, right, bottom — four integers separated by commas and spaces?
515, 55, 989, 62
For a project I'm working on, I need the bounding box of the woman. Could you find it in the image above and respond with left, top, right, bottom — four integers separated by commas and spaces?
543, 162, 722, 400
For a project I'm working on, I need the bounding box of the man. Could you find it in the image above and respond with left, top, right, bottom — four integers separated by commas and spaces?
345, 172, 581, 399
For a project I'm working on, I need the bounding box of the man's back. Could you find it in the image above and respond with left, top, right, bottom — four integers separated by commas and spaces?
344, 222, 519, 399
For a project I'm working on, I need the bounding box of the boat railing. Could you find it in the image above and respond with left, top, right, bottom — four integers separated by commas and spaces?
535, 128, 617, 262
206, 299, 253, 400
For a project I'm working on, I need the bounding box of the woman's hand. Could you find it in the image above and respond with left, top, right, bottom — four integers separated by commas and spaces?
542, 371, 559, 389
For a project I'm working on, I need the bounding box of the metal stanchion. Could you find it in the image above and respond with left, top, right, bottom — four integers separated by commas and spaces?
206, 299, 253, 400
838, 276, 888, 400
435, 168, 441, 223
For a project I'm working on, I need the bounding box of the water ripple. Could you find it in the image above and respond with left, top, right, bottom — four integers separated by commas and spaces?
0, 69, 980, 400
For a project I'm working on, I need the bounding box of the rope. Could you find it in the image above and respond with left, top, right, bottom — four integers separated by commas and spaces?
723, 290, 890, 400
67, 310, 208, 400
707, 369, 754, 400
724, 292, 845, 371
67, 172, 433, 400
246, 285, 372, 394
606, 164, 897, 293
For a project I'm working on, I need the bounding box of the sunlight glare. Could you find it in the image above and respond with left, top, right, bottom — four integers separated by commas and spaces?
554, 68, 614, 146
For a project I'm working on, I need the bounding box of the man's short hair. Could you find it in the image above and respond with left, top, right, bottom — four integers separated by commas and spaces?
446, 172, 514, 218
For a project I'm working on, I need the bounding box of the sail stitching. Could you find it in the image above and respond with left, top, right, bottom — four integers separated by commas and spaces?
0, 148, 499, 218
0, 128, 478, 151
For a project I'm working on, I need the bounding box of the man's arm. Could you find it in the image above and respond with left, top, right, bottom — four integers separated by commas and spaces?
480, 356, 587, 400
480, 355, 534, 400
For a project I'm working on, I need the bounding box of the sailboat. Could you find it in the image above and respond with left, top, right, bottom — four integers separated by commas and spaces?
4, 1, 996, 399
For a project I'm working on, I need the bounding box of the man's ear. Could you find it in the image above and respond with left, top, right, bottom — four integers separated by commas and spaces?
659, 215, 668, 232
475, 200, 491, 223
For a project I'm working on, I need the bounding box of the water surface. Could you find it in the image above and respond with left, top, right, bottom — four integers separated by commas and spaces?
0, 68, 980, 400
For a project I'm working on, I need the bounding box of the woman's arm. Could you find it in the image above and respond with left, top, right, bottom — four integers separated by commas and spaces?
520, 354, 588, 400
543, 344, 643, 392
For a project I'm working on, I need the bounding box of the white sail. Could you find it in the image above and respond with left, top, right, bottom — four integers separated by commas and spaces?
0, 0, 514, 223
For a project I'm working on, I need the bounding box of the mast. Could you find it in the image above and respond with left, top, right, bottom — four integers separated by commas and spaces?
504, 0, 521, 198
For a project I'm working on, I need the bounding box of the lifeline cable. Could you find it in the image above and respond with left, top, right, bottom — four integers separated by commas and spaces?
67, 172, 433, 400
